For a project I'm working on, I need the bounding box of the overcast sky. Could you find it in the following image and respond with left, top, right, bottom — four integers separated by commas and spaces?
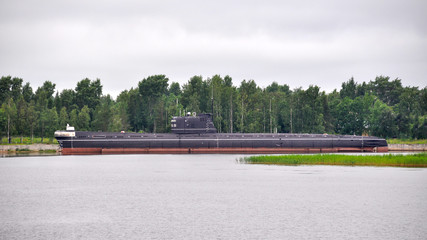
1, 0, 426, 97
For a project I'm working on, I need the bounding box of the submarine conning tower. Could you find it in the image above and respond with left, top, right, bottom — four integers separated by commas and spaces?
171, 112, 217, 134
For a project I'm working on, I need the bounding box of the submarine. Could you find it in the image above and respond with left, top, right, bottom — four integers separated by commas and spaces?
54, 112, 388, 154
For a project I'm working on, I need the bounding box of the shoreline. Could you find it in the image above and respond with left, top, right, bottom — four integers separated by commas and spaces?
0, 144, 426, 154
0, 144, 60, 153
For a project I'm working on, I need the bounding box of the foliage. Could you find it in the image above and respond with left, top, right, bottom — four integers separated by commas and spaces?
75, 78, 102, 110
244, 153, 427, 167
0, 74, 425, 140
1, 137, 58, 144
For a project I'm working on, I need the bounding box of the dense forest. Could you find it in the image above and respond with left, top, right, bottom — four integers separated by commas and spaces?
0, 75, 426, 141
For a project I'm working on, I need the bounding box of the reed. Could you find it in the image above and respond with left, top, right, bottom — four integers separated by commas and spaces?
244, 153, 427, 167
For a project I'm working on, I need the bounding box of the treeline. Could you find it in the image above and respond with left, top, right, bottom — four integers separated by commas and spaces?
0, 75, 426, 141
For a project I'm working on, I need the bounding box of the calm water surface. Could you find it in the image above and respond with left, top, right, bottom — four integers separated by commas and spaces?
1, 154, 426, 239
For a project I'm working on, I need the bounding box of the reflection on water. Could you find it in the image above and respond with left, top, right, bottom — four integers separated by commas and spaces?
0, 154, 426, 239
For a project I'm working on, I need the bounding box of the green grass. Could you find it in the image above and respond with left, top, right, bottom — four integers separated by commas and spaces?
0, 137, 58, 145
39, 149, 58, 153
387, 139, 427, 144
15, 148, 31, 152
244, 153, 427, 167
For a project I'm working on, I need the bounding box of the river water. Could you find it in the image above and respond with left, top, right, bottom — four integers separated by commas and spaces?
0, 154, 426, 239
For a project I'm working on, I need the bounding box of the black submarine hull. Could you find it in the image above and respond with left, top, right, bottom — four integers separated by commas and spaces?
55, 131, 388, 154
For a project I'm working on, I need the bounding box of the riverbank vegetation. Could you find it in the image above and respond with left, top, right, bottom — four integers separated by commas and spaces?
1, 75, 426, 141
1, 137, 58, 145
244, 153, 427, 167
386, 139, 427, 144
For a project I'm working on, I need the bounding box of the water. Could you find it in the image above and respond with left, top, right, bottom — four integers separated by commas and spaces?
1, 154, 426, 239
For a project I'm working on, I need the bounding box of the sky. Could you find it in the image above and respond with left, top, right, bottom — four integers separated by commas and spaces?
1, 0, 426, 98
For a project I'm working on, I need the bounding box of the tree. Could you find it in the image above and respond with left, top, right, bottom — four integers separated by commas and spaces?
413, 116, 427, 139
0, 74, 424, 140
369, 100, 397, 138
0, 107, 6, 139
340, 77, 357, 99
69, 109, 79, 128
265, 82, 289, 133
77, 105, 90, 131
34, 81, 56, 110
2, 98, 17, 142
395, 87, 421, 138
10, 77, 23, 101
138, 75, 169, 133
59, 107, 69, 130
92, 95, 113, 131
368, 76, 403, 106
237, 80, 262, 133
0, 76, 12, 103
181, 76, 201, 113
302, 85, 325, 133
22, 82, 33, 102
16, 96, 28, 140
75, 78, 102, 110
59, 89, 76, 113
169, 82, 181, 96
39, 109, 49, 142
126, 88, 145, 132
110, 99, 130, 132
420, 87, 427, 115
45, 107, 58, 138
26, 101, 37, 141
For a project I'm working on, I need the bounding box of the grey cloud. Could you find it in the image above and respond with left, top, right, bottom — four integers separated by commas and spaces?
1, 0, 426, 97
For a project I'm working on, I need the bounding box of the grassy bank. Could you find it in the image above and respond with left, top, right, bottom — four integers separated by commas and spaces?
1, 137, 58, 145
387, 139, 427, 144
5, 148, 58, 153
244, 153, 427, 167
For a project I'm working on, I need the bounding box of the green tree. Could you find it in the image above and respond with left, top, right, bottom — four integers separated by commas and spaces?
2, 98, 17, 142
413, 116, 427, 139
39, 110, 49, 142
22, 82, 34, 102
369, 100, 397, 138
69, 109, 79, 128
77, 105, 91, 131
34, 81, 56, 109
237, 79, 262, 133
110, 99, 130, 132
10, 77, 23, 101
138, 75, 169, 133
16, 96, 28, 140
340, 77, 357, 99
0, 107, 6, 139
368, 76, 403, 106
75, 78, 102, 110
169, 82, 181, 96
420, 87, 427, 115
59, 89, 76, 113
394, 87, 421, 138
181, 76, 210, 114
92, 95, 113, 131
26, 101, 37, 141
126, 88, 145, 132
45, 107, 58, 138
302, 85, 325, 133
59, 107, 69, 130
181, 76, 202, 113
0, 76, 12, 103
